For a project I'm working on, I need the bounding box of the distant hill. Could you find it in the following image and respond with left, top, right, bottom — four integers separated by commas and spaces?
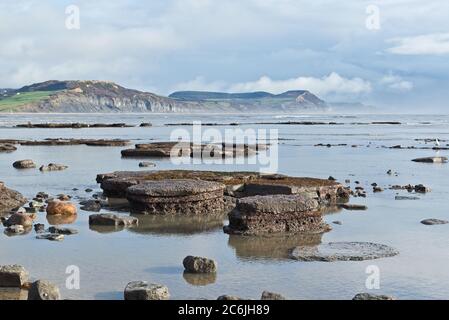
0, 80, 329, 113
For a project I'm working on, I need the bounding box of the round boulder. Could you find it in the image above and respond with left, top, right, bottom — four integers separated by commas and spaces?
13, 160, 36, 169
183, 256, 217, 274
46, 201, 77, 216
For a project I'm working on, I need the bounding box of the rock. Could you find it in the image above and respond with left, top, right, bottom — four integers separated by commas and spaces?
261, 291, 286, 300
0, 265, 29, 287
412, 157, 448, 163
85, 188, 93, 193
80, 200, 102, 212
353, 293, 395, 300
333, 221, 342, 225
139, 161, 156, 168
124, 281, 170, 300
387, 170, 393, 175
395, 196, 420, 200
34, 224, 45, 233
0, 182, 27, 215
224, 194, 329, 236
328, 176, 336, 181
12, 160, 36, 169
46, 201, 77, 216
217, 295, 243, 300
139, 123, 152, 127
36, 233, 65, 241
4, 213, 35, 228
89, 214, 138, 227
0, 144, 17, 152
48, 226, 78, 235
338, 204, 368, 211
27, 280, 61, 300
421, 219, 449, 225
29, 200, 45, 208
5, 225, 25, 234
290, 242, 399, 262
373, 187, 384, 193
414, 184, 431, 193
126, 179, 226, 215
57, 194, 71, 201
183, 256, 217, 274
39, 163, 68, 172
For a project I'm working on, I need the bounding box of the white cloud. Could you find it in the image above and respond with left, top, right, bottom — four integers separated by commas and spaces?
228, 73, 372, 96
171, 76, 227, 92
387, 33, 449, 55
380, 74, 414, 92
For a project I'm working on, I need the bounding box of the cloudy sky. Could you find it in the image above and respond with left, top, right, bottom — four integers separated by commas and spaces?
1, 0, 449, 109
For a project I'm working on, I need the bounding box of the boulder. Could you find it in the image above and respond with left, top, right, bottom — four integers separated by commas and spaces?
0, 182, 27, 215
224, 194, 329, 235
27, 280, 61, 300
183, 256, 217, 274
217, 295, 244, 300
12, 160, 36, 169
46, 201, 77, 216
353, 293, 395, 300
126, 179, 225, 215
124, 281, 170, 300
0, 144, 17, 152
4, 213, 35, 228
0, 265, 29, 287
39, 163, 68, 172
421, 219, 449, 226
290, 242, 399, 262
261, 291, 286, 300
80, 200, 102, 212
89, 213, 138, 227
412, 157, 447, 163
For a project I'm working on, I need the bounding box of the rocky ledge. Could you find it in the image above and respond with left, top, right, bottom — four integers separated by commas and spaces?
1, 138, 130, 147
224, 194, 330, 235
0, 182, 27, 215
96, 170, 350, 206
126, 179, 225, 215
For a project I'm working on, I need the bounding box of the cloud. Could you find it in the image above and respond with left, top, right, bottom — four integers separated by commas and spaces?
228, 73, 372, 96
171, 76, 227, 92
387, 33, 449, 55
380, 74, 414, 92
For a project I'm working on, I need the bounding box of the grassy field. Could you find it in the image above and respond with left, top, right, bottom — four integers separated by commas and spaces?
0, 91, 55, 112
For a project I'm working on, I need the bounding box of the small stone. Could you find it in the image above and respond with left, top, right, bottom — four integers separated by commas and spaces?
328, 176, 336, 181
353, 293, 395, 300
34, 224, 45, 233
0, 265, 29, 287
183, 256, 217, 274
217, 295, 243, 300
48, 226, 78, 235
387, 170, 393, 175
39, 163, 68, 172
261, 291, 286, 300
85, 188, 93, 193
139, 162, 156, 168
140, 123, 152, 127
5, 225, 25, 234
13, 160, 36, 169
395, 196, 420, 201
80, 200, 102, 212
373, 187, 384, 193
57, 194, 71, 201
421, 219, 449, 226
414, 184, 431, 193
333, 221, 342, 225
339, 204, 368, 211
28, 280, 61, 300
124, 281, 170, 300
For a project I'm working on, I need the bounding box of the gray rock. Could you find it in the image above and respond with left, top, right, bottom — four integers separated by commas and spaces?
332, 221, 343, 225
80, 200, 102, 212
139, 161, 156, 168
39, 163, 68, 172
261, 291, 286, 300
339, 204, 368, 211
36, 233, 64, 241
48, 226, 78, 235
13, 160, 36, 169
217, 295, 243, 300
124, 281, 170, 300
28, 280, 61, 300
89, 214, 138, 227
183, 256, 217, 274
34, 224, 45, 233
0, 265, 29, 287
414, 184, 431, 193
0, 182, 27, 215
421, 219, 449, 225
353, 293, 395, 300
290, 242, 399, 262
395, 196, 420, 200
412, 157, 447, 163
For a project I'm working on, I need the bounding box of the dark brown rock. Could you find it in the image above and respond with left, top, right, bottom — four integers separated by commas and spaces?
27, 280, 61, 300
183, 256, 217, 274
0, 182, 27, 214
12, 160, 36, 169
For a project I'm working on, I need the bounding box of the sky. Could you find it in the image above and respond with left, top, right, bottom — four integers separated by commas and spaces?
1, 0, 449, 110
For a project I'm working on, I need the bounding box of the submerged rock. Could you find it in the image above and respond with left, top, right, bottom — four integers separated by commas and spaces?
224, 194, 329, 236
338, 204, 368, 211
48, 226, 78, 235
421, 219, 449, 226
183, 256, 217, 274
0, 265, 29, 287
89, 213, 138, 227
36, 233, 65, 241
46, 201, 77, 216
412, 157, 447, 163
13, 159, 36, 169
139, 161, 156, 168
126, 179, 225, 215
353, 293, 396, 300
290, 242, 399, 262
0, 182, 27, 215
124, 281, 170, 300
39, 163, 68, 172
28, 280, 61, 300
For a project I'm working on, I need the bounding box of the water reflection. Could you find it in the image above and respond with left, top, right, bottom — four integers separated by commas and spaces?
183, 272, 217, 286
127, 214, 226, 236
227, 232, 324, 261
46, 214, 77, 225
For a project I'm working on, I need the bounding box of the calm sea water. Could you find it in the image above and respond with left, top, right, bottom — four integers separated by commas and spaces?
1, 113, 449, 300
